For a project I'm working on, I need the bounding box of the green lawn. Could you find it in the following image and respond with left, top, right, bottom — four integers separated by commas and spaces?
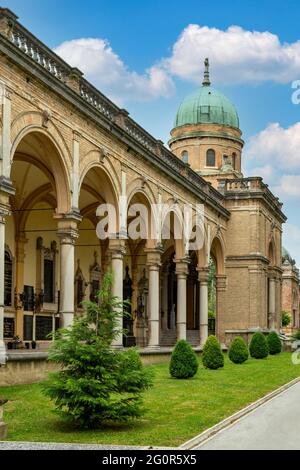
1, 352, 300, 447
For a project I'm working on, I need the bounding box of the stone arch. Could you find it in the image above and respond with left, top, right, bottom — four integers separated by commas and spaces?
127, 185, 157, 249
268, 237, 276, 266
11, 111, 72, 166
161, 201, 186, 259
78, 162, 121, 244
210, 236, 225, 275
127, 177, 157, 206
11, 125, 71, 214
79, 150, 121, 195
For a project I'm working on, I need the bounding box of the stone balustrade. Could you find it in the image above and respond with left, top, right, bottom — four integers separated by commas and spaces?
0, 7, 226, 211
219, 177, 283, 210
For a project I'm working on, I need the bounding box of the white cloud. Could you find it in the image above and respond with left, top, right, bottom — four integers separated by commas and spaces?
54, 38, 175, 105
247, 164, 274, 182
163, 24, 300, 84
245, 122, 300, 199
54, 25, 300, 105
246, 122, 300, 172
283, 223, 300, 266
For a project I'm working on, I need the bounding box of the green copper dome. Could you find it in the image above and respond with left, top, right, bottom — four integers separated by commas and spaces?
174, 59, 239, 129
174, 85, 239, 129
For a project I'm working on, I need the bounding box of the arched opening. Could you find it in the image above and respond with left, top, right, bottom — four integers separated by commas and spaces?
208, 255, 217, 335
7, 130, 70, 345
123, 190, 154, 347
210, 236, 225, 338
232, 152, 237, 170
181, 150, 189, 164
206, 149, 216, 167
77, 165, 120, 313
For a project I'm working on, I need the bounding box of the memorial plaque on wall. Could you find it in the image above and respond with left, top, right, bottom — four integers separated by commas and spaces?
35, 315, 53, 340
23, 315, 33, 341
4, 318, 15, 338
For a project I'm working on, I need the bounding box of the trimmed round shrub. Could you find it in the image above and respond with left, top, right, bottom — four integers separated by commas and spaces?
267, 332, 282, 355
249, 332, 269, 359
228, 336, 249, 364
169, 340, 199, 379
202, 335, 224, 370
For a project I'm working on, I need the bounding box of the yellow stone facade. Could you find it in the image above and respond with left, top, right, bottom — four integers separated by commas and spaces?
0, 9, 287, 362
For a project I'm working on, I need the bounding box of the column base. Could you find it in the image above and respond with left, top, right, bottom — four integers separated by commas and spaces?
0, 340, 7, 365
144, 345, 161, 351
0, 421, 7, 439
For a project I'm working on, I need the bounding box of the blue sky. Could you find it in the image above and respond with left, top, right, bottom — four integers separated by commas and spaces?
3, 0, 300, 263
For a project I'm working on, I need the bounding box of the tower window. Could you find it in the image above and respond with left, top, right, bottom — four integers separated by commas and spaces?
4, 249, 13, 307
206, 149, 216, 167
232, 152, 237, 170
181, 150, 189, 164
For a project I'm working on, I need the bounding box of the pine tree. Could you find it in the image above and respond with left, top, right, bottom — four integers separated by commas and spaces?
267, 331, 282, 355
169, 340, 199, 378
43, 273, 153, 428
249, 332, 269, 359
202, 336, 224, 370
228, 336, 249, 364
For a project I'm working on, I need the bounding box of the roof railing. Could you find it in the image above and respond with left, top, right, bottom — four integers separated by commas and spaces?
0, 8, 226, 208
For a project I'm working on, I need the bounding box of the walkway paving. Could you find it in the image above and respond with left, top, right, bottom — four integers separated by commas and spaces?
197, 381, 300, 450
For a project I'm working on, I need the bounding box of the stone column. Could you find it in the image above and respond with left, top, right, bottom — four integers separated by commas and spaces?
145, 247, 163, 349
109, 238, 126, 348
176, 259, 189, 341
161, 264, 169, 331
268, 276, 276, 330
57, 216, 79, 329
215, 275, 227, 343
0, 210, 6, 364
198, 267, 209, 347
15, 235, 27, 338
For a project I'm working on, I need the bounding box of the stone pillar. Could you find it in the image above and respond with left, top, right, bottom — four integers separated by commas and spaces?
161, 264, 169, 331
57, 216, 79, 329
269, 276, 276, 330
198, 267, 209, 347
215, 275, 227, 344
109, 238, 126, 348
0, 210, 6, 364
15, 235, 27, 338
176, 259, 189, 341
145, 247, 163, 349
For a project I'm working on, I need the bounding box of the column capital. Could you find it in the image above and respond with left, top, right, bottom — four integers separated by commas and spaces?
197, 266, 210, 283
175, 256, 190, 277
0, 204, 11, 223
0, 177, 15, 198
109, 238, 126, 258
145, 246, 163, 269
57, 216, 79, 245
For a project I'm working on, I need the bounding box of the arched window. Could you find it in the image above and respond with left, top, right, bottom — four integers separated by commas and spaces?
181, 150, 189, 164
232, 152, 237, 170
206, 149, 216, 167
4, 249, 13, 307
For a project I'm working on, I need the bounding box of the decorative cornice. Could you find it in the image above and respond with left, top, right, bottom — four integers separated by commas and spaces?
0, 11, 231, 220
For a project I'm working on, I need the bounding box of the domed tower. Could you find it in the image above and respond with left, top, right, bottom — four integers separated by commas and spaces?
169, 59, 244, 188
